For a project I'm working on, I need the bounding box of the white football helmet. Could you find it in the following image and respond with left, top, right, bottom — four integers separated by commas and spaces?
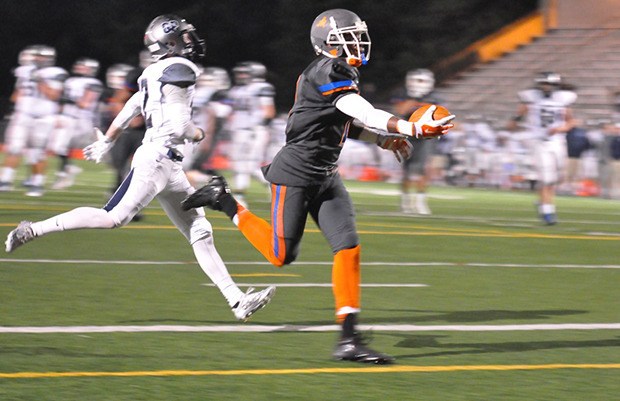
72, 58, 100, 77
199, 66, 231, 90
23, 45, 56, 68
106, 63, 134, 90
535, 71, 562, 97
18, 47, 38, 66
310, 9, 371, 67
233, 61, 267, 85
406, 69, 435, 98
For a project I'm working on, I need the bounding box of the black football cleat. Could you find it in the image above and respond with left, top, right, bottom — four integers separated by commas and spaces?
332, 335, 395, 364
182, 175, 230, 211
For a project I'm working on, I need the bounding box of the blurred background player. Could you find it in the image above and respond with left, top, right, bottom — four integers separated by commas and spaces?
600, 89, 620, 199
509, 71, 577, 225
49, 57, 103, 189
0, 45, 67, 196
226, 61, 276, 206
391, 68, 441, 214
103, 62, 146, 196
183, 66, 232, 187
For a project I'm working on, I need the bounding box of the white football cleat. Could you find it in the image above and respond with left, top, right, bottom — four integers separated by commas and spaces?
5, 221, 35, 253
25, 186, 44, 197
415, 194, 431, 215
232, 286, 276, 322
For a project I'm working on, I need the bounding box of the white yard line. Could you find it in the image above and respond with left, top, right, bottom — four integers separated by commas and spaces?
1, 258, 620, 269
1, 323, 619, 334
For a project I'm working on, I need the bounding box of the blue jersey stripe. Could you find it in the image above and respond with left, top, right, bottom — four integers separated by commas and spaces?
272, 185, 281, 258
317, 80, 355, 94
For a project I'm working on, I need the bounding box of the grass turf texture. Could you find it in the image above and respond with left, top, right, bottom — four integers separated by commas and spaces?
0, 159, 619, 400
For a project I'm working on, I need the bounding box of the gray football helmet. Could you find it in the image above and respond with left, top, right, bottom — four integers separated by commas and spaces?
18, 47, 38, 66
535, 71, 562, 96
406, 69, 435, 98
144, 14, 206, 61
199, 66, 231, 90
23, 45, 56, 68
310, 9, 371, 67
72, 58, 100, 77
106, 63, 134, 90
233, 61, 267, 85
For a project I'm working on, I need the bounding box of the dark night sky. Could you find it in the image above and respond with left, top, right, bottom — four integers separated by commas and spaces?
0, 0, 538, 113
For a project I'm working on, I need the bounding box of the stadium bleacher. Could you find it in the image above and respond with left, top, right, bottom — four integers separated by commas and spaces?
435, 28, 620, 127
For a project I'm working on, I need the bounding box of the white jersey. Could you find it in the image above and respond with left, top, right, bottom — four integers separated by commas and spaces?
136, 56, 201, 151
518, 89, 577, 140
61, 75, 104, 120
12, 65, 38, 112
228, 80, 275, 131
14, 65, 67, 117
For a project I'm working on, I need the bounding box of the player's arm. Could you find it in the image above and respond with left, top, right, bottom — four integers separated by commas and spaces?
258, 85, 276, 125
347, 119, 413, 163
335, 93, 453, 138
83, 92, 142, 163
160, 64, 204, 142
508, 103, 528, 131
548, 107, 577, 135
77, 83, 103, 110
162, 84, 204, 142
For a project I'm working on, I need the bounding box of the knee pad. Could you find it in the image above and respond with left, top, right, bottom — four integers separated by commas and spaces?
189, 218, 213, 244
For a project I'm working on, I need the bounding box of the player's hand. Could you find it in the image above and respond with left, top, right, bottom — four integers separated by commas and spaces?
376, 133, 413, 163
190, 128, 205, 143
83, 128, 113, 164
413, 105, 455, 139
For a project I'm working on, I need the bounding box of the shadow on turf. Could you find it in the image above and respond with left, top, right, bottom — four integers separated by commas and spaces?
117, 309, 588, 326
391, 334, 620, 359
366, 308, 589, 324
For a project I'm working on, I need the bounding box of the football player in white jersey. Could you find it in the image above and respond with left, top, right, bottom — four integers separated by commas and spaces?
226, 61, 276, 206
49, 58, 104, 189
0, 45, 68, 196
510, 72, 577, 225
5, 15, 275, 321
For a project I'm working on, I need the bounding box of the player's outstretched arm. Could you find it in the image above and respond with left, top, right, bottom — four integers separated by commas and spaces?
335, 93, 454, 139
347, 120, 413, 163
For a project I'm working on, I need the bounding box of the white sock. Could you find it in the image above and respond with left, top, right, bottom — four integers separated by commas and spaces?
192, 235, 244, 307
31, 207, 116, 236
1, 167, 15, 183
31, 174, 45, 186
541, 204, 556, 215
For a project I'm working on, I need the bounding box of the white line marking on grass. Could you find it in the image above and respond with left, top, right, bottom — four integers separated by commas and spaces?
1, 323, 619, 334
1, 258, 620, 269
201, 283, 428, 288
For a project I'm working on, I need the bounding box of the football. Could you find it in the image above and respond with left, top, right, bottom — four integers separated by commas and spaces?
408, 104, 452, 123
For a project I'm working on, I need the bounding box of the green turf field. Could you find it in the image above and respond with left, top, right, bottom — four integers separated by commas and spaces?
1, 159, 619, 400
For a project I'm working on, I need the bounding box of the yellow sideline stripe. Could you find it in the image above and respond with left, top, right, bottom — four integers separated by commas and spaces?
2, 364, 619, 379
1, 223, 618, 241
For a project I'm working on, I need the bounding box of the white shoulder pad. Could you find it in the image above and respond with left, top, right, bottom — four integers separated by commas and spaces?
518, 89, 540, 103
553, 90, 577, 106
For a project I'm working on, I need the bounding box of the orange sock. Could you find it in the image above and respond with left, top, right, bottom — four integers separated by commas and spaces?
332, 245, 361, 322
236, 188, 287, 267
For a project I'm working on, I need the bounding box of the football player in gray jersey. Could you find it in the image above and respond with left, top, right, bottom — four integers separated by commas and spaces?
183, 9, 454, 363
6, 15, 275, 322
